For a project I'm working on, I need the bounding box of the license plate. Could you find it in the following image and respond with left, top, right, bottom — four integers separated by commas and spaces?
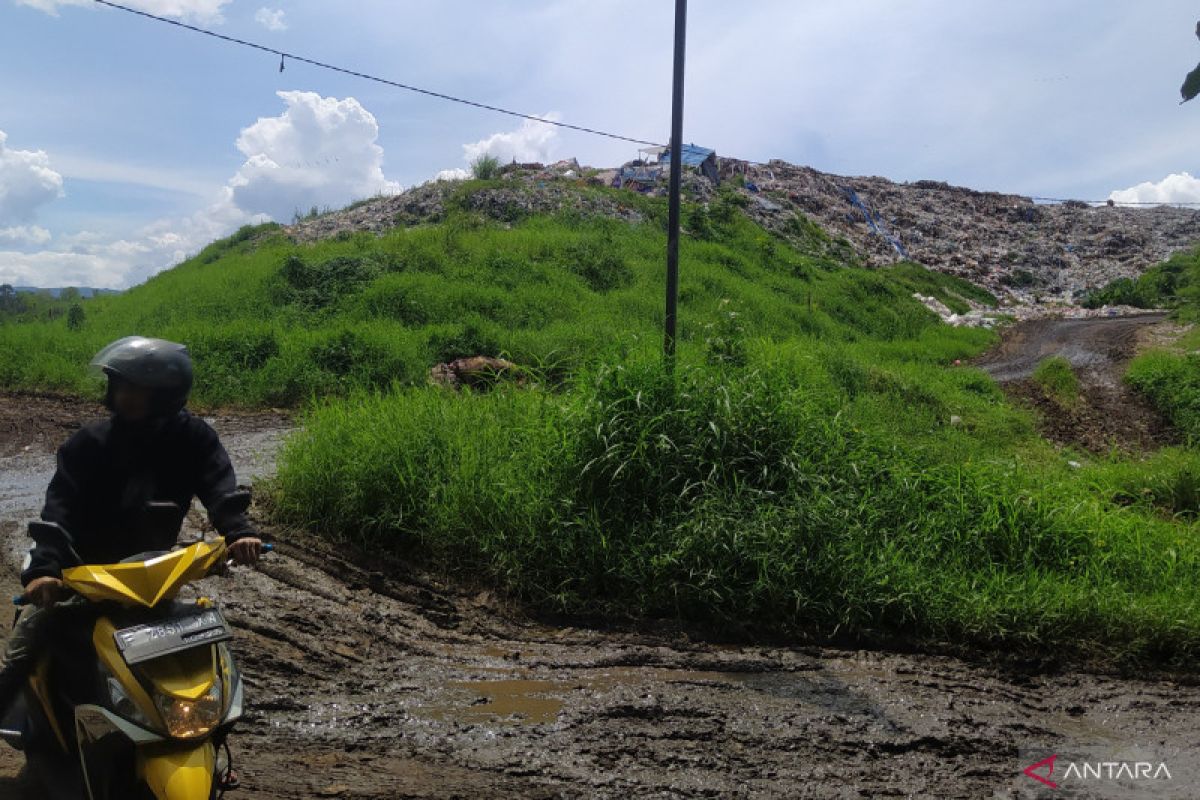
114, 609, 232, 665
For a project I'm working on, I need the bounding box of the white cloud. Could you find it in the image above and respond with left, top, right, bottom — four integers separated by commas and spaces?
254, 7, 287, 31
120, 188, 266, 286
461, 115, 560, 166
431, 115, 561, 182
0, 130, 64, 224
0, 91, 407, 288
228, 90, 401, 222
14, 0, 93, 15
0, 126, 244, 287
0, 225, 51, 246
432, 168, 469, 182
1109, 173, 1200, 206
0, 188, 263, 288
0, 250, 127, 288
18, 0, 231, 24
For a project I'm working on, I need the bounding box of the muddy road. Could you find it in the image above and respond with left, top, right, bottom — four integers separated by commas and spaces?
976, 313, 1181, 451
975, 313, 1170, 385
2, 390, 1200, 798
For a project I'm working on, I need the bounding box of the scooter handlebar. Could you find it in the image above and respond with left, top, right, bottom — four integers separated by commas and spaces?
13, 544, 275, 604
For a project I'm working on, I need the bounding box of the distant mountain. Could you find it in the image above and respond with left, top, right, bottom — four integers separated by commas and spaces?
11, 286, 122, 298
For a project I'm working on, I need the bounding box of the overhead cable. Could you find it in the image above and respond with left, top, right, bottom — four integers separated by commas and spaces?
91, 0, 665, 148
92, 1, 1200, 209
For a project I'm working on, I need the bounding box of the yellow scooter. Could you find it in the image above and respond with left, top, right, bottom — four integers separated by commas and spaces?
0, 521, 268, 799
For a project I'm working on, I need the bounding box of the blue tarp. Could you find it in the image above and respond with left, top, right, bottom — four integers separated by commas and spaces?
620, 166, 663, 182
659, 144, 716, 167
843, 187, 908, 258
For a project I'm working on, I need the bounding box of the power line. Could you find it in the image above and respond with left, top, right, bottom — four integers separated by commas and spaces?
91, 0, 665, 149
91, 0, 1200, 210
1029, 195, 1200, 207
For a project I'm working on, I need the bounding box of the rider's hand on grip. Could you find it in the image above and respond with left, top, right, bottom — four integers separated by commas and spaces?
227, 537, 268, 566
22, 576, 64, 608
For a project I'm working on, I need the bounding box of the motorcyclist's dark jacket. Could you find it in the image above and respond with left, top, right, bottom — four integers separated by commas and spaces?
21, 409, 255, 584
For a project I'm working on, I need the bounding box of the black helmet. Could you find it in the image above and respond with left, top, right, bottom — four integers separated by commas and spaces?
90, 336, 194, 416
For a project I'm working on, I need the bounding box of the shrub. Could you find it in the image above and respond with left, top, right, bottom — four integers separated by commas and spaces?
702, 299, 748, 367
1083, 246, 1200, 312
275, 254, 380, 310
471, 154, 502, 180
1002, 269, 1037, 289
562, 239, 634, 292
427, 320, 503, 363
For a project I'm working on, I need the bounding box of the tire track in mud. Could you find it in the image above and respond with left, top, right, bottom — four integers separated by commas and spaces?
1, 394, 1200, 798
976, 313, 1180, 452
975, 313, 1168, 386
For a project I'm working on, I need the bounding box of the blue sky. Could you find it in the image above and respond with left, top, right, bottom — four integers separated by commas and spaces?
1, 0, 1199, 287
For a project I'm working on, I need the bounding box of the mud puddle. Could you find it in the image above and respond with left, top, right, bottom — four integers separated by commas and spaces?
2, 393, 1200, 798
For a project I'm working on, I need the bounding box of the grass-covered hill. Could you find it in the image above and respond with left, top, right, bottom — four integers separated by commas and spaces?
3, 178, 1199, 667
0, 181, 994, 406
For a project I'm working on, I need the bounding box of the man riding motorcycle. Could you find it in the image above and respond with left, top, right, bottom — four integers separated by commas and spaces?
0, 335, 264, 717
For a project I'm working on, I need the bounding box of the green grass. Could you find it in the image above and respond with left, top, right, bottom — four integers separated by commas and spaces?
883, 261, 998, 314
1033, 355, 1081, 408
1084, 246, 1200, 315
271, 349, 1200, 663
1088, 448, 1200, 521
1109, 248, 1200, 446
0, 197, 988, 407
1127, 350, 1200, 446
6, 184, 1200, 664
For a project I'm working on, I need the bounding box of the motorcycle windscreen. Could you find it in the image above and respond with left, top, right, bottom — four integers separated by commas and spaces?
62, 540, 227, 608
137, 740, 215, 800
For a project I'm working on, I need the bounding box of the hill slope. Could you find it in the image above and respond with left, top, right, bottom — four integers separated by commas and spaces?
288, 159, 1200, 310
0, 180, 993, 406
3, 174, 1200, 664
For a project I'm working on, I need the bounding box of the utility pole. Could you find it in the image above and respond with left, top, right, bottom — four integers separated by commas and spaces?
663, 0, 687, 362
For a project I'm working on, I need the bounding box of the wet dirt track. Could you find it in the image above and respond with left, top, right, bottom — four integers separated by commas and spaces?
976, 313, 1180, 452
2, 389, 1200, 798
975, 313, 1170, 386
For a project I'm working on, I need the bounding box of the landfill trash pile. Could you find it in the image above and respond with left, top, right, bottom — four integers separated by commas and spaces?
287, 159, 645, 243
726, 159, 1200, 309
286, 157, 1199, 315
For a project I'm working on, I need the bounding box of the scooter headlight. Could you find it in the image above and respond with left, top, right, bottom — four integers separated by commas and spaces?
154, 683, 223, 739
107, 676, 153, 728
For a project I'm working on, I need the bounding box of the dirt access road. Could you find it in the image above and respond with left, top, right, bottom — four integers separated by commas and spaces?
1, 352, 1199, 799
975, 313, 1170, 386
976, 313, 1180, 451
